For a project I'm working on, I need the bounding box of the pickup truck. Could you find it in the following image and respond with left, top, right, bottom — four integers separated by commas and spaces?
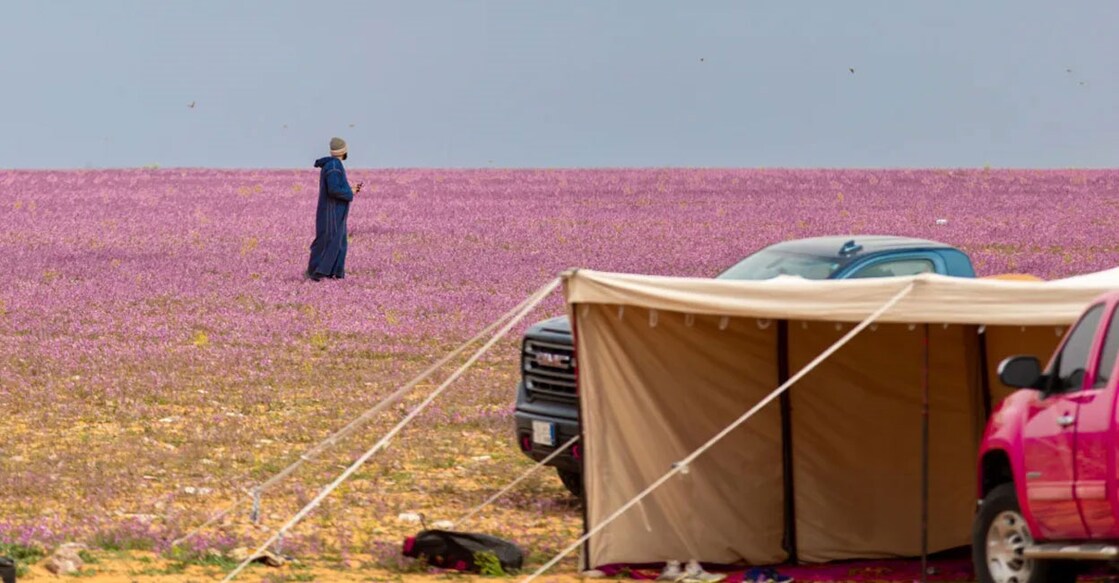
514, 235, 977, 497
973, 290, 1119, 583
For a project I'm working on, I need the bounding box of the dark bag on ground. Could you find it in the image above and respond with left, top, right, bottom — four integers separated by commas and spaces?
0, 556, 14, 583
402, 529, 523, 573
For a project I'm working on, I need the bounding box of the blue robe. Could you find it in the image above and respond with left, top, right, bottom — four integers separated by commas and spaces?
307, 156, 354, 279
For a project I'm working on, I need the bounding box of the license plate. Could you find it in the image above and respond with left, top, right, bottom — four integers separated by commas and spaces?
532, 421, 556, 446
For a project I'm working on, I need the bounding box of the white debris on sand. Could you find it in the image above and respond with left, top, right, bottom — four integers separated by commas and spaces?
397, 512, 423, 524
46, 543, 87, 575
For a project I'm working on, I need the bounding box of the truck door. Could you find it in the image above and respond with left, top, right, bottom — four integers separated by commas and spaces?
1022, 303, 1105, 540
1074, 302, 1119, 537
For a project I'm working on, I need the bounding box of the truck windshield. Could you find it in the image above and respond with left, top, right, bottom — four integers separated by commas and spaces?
717, 250, 841, 281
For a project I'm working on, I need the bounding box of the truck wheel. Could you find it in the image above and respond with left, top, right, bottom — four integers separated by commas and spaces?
557, 468, 583, 499
972, 483, 1075, 583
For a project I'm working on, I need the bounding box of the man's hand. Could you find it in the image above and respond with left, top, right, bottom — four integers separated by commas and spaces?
355, 181, 363, 193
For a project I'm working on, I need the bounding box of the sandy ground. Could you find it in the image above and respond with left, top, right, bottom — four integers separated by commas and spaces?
17, 551, 588, 582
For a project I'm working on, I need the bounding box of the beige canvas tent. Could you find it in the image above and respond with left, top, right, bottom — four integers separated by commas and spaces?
562, 269, 1119, 568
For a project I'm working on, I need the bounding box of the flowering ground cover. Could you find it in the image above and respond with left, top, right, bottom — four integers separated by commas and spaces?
1, 168, 1118, 580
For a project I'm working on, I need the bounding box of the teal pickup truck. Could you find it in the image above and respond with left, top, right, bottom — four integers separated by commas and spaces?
513, 235, 977, 496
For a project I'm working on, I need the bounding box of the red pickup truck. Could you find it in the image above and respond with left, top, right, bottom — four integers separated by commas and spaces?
974, 290, 1119, 583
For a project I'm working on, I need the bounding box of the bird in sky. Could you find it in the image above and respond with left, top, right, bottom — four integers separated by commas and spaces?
187, 101, 196, 109
849, 68, 855, 74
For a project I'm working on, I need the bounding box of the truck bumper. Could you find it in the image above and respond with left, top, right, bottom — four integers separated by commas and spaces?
513, 381, 582, 473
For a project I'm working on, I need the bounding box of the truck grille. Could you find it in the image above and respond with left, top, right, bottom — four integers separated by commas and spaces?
523, 339, 577, 402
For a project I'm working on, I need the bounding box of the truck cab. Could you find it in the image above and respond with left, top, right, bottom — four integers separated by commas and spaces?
515, 235, 977, 497
973, 291, 1119, 583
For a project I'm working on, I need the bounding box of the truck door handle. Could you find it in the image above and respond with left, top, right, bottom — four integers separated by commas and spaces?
1057, 414, 1076, 427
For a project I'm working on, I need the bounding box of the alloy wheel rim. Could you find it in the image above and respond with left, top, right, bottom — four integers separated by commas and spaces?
986, 510, 1034, 583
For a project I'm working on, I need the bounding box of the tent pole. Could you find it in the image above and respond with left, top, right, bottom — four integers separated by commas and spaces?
777, 320, 797, 563
978, 326, 992, 419
921, 323, 930, 583
570, 304, 591, 573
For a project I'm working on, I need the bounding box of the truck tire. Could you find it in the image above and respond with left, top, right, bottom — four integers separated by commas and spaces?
972, 483, 1075, 583
557, 468, 583, 499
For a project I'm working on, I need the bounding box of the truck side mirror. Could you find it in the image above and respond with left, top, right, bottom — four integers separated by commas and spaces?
998, 356, 1042, 389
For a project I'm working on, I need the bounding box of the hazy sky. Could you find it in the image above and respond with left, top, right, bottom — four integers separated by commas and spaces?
1, 1, 1116, 169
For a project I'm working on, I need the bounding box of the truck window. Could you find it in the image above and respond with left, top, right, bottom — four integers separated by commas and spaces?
1093, 309, 1119, 388
849, 258, 934, 279
1050, 303, 1105, 393
717, 250, 840, 280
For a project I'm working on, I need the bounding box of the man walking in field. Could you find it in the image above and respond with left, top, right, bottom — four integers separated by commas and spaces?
306, 137, 361, 281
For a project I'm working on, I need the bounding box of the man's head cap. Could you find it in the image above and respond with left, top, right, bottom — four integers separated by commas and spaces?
330, 137, 347, 157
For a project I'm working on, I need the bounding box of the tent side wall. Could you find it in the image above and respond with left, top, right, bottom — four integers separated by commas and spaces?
787, 322, 983, 561
578, 304, 786, 566
578, 304, 1070, 567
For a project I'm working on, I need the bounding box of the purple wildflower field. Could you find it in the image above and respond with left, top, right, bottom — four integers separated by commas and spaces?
1, 168, 1118, 573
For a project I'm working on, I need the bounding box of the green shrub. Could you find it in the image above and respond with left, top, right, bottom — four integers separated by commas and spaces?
473, 550, 506, 577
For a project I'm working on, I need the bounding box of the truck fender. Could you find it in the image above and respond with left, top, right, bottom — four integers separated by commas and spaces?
976, 408, 1043, 535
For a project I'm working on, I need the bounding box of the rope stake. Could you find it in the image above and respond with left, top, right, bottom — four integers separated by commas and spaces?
250, 489, 262, 525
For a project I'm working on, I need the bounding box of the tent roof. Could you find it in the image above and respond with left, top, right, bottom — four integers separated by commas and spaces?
1057, 266, 1119, 284
563, 268, 1119, 326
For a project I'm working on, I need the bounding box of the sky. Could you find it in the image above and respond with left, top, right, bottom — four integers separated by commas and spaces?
1, 1, 1116, 169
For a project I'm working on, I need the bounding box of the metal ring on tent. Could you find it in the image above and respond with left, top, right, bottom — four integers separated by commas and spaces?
943, 323, 950, 329
719, 316, 729, 330
1055, 327, 1064, 336
649, 309, 658, 328
908, 323, 917, 331
802, 321, 808, 329
617, 306, 625, 320
756, 318, 772, 330
870, 324, 878, 332
835, 322, 843, 331
978, 325, 987, 334
685, 314, 695, 327
580, 305, 590, 318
